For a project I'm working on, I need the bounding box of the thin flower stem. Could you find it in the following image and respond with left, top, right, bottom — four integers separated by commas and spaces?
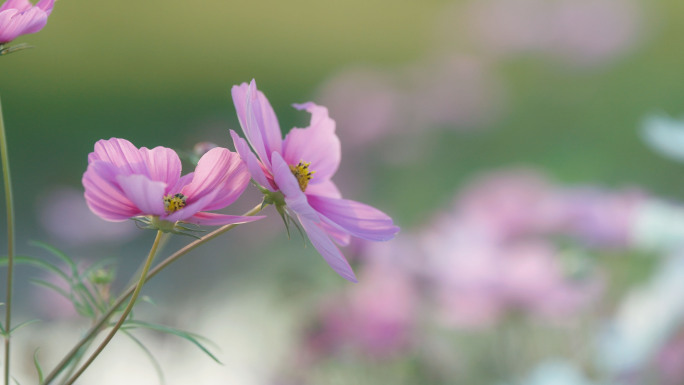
0, 96, 16, 385
62, 230, 164, 385
41, 203, 265, 384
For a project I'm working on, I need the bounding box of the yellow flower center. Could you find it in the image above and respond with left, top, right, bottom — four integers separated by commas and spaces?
289, 160, 315, 192
163, 193, 187, 213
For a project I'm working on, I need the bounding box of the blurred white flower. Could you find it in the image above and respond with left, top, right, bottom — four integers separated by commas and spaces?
641, 114, 684, 163
597, 254, 684, 375
500, 359, 600, 385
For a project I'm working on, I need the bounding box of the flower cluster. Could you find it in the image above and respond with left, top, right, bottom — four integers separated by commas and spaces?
82, 80, 399, 281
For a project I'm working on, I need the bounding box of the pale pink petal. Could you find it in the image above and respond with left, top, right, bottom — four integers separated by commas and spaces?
0, 0, 31, 13
181, 147, 250, 211
318, 216, 352, 246
11, 7, 45, 34
82, 162, 140, 221
308, 195, 400, 241
306, 180, 342, 199
116, 174, 166, 216
231, 80, 282, 169
184, 212, 266, 226
0, 8, 47, 42
230, 130, 275, 191
271, 152, 318, 221
88, 138, 148, 176
282, 102, 341, 183
170, 172, 194, 193
299, 216, 358, 283
139, 146, 182, 190
307, 183, 349, 243
36, 0, 54, 14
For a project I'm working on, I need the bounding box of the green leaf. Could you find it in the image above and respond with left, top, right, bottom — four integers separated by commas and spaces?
33, 349, 44, 384
29, 241, 79, 276
0, 255, 69, 282
120, 329, 165, 385
9, 319, 40, 334
28, 279, 95, 318
122, 320, 222, 364
80, 258, 116, 280
29, 278, 73, 302
140, 296, 157, 307
0, 43, 32, 56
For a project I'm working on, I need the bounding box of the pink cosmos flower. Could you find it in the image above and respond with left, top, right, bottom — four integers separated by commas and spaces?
229, 79, 399, 282
83, 137, 263, 229
0, 0, 54, 44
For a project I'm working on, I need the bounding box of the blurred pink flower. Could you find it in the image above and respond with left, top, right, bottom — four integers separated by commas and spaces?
461, 0, 642, 66
83, 137, 262, 227
498, 241, 599, 317
461, 0, 552, 56
305, 253, 417, 358
422, 169, 609, 328
655, 329, 684, 385
317, 68, 400, 147
230, 79, 399, 282
559, 187, 646, 249
37, 186, 138, 246
426, 233, 598, 328
404, 55, 503, 130
0, 0, 54, 44
30, 261, 90, 320
551, 0, 641, 66
454, 169, 565, 241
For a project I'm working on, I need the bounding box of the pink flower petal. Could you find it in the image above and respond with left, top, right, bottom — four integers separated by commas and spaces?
318, 216, 352, 246
181, 147, 250, 211
282, 102, 341, 183
82, 162, 140, 221
306, 179, 342, 199
299, 216, 358, 283
230, 130, 275, 191
271, 152, 318, 221
170, 172, 194, 193
89, 138, 147, 177
308, 195, 400, 241
1, 0, 32, 12
184, 212, 266, 226
36, 0, 54, 14
116, 174, 166, 216
231, 80, 282, 169
0, 7, 47, 42
139, 145, 182, 190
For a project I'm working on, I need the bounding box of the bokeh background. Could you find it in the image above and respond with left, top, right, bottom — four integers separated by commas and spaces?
3, 0, 684, 384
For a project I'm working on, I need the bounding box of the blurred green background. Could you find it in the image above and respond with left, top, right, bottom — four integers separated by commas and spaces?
2, 0, 684, 229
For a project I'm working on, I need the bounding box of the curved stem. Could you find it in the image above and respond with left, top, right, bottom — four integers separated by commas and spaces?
0, 96, 16, 385
41, 203, 265, 384
62, 230, 164, 385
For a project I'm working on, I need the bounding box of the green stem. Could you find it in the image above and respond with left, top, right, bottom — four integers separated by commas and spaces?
62, 230, 164, 385
0, 96, 16, 385
41, 203, 265, 384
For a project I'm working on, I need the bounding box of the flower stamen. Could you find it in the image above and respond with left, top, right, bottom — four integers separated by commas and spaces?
163, 193, 187, 213
290, 161, 315, 192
